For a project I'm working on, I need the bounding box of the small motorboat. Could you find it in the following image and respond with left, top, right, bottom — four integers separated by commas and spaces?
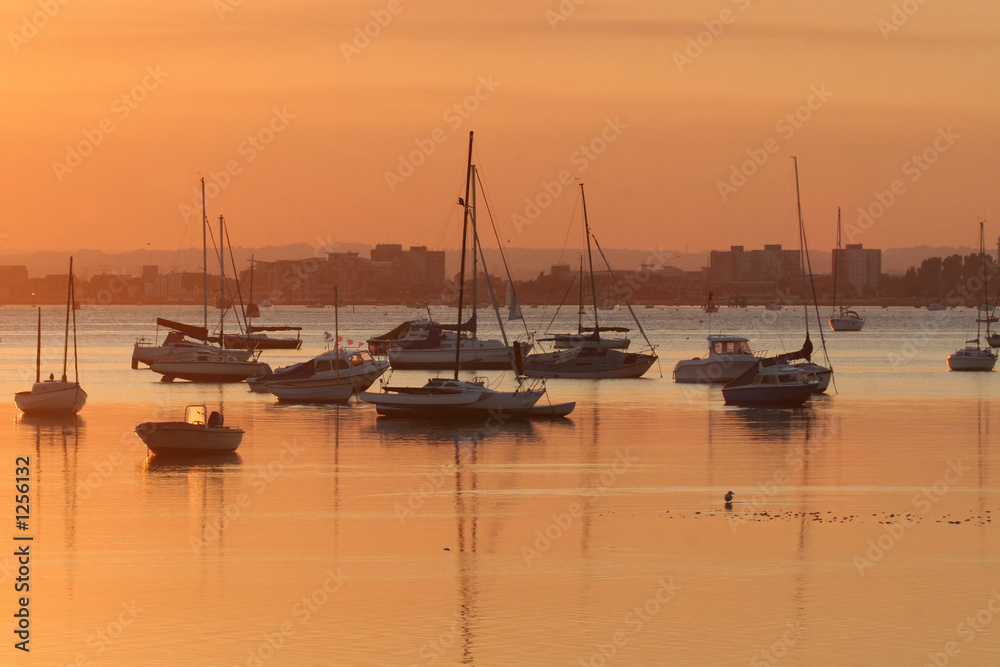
134, 405, 244, 454
251, 348, 388, 402
673, 334, 759, 383
722, 363, 819, 408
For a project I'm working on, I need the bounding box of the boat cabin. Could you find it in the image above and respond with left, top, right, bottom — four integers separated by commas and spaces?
707, 335, 752, 356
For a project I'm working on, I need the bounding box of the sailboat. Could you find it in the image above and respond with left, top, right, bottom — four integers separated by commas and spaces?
220, 255, 303, 350
132, 178, 253, 368
361, 131, 573, 419
521, 184, 658, 379
14, 258, 88, 415
542, 256, 631, 350
786, 158, 833, 392
947, 221, 997, 371
149, 214, 267, 383
722, 158, 832, 403
828, 207, 865, 331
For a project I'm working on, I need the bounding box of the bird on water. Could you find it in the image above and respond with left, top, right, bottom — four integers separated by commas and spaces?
724, 491, 734, 503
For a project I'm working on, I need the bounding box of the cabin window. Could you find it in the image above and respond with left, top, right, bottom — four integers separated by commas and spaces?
714, 341, 745, 355
316, 360, 332, 372
334, 359, 350, 370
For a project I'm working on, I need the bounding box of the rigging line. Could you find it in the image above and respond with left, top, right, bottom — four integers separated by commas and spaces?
470, 166, 510, 348
223, 221, 249, 336
542, 270, 579, 334
474, 168, 532, 342
591, 233, 657, 354
537, 194, 581, 320
800, 199, 833, 369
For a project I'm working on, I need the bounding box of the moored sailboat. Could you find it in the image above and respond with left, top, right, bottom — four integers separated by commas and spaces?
829, 207, 865, 332
361, 132, 571, 419
786, 157, 834, 393
148, 210, 266, 383
521, 183, 657, 379
14, 258, 87, 416
947, 221, 997, 371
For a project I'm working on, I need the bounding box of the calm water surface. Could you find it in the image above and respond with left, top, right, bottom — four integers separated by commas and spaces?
2, 305, 999, 666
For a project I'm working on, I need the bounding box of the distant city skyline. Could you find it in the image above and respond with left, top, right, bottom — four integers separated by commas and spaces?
0, 241, 988, 282
2, 2, 997, 256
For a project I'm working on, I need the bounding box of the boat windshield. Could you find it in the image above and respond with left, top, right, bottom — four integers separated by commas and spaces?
713, 340, 751, 355
185, 405, 207, 425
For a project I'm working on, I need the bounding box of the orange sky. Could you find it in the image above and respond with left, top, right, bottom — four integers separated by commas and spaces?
2, 0, 998, 255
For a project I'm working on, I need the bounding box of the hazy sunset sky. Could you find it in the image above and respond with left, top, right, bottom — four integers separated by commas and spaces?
2, 0, 998, 255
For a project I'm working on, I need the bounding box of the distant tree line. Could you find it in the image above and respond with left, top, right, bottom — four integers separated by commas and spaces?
879, 253, 999, 302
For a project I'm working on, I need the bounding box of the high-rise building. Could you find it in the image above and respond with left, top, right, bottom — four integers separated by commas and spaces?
832, 243, 881, 297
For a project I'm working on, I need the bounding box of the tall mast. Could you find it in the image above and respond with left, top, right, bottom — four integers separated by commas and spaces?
581, 183, 599, 333
980, 220, 989, 344
202, 177, 208, 330
453, 131, 474, 380
71, 258, 79, 383
219, 215, 225, 343
248, 254, 255, 328
471, 165, 478, 337
34, 307, 41, 384
335, 285, 340, 380
578, 254, 584, 334
62, 256, 72, 382
833, 207, 841, 315
792, 157, 809, 336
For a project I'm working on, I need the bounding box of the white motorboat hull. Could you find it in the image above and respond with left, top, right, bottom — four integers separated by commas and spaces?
722, 363, 818, 407
722, 383, 815, 407
673, 358, 757, 383
14, 382, 87, 415
828, 315, 864, 332
254, 351, 390, 400
134, 422, 244, 454
522, 349, 656, 379
149, 359, 266, 383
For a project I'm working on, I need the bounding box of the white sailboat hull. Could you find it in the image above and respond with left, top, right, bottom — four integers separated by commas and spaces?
132, 341, 252, 367
388, 340, 527, 370
14, 382, 87, 415
828, 315, 864, 332
523, 348, 656, 379
149, 359, 266, 382
947, 347, 997, 371
360, 379, 545, 418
